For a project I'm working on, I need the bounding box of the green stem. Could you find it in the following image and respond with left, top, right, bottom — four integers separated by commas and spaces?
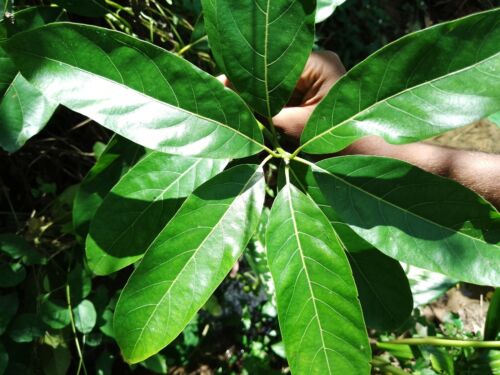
386, 337, 500, 348
177, 36, 208, 56
66, 284, 88, 375
266, 116, 280, 149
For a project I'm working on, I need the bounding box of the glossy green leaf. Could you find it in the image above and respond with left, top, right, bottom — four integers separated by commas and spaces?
314, 155, 500, 286
0, 293, 18, 335
53, 0, 108, 17
0, 73, 57, 152
73, 299, 97, 334
114, 164, 265, 363
3, 23, 264, 158
301, 9, 500, 154
288, 161, 413, 330
0, 48, 16, 95
266, 182, 370, 374
0, 233, 44, 265
40, 297, 70, 330
316, 0, 345, 23
485, 288, 500, 340
86, 152, 228, 275
202, 0, 316, 116
73, 135, 145, 240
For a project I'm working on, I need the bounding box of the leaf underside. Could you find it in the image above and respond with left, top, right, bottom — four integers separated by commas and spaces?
114, 164, 265, 363
267, 183, 370, 374
301, 8, 500, 153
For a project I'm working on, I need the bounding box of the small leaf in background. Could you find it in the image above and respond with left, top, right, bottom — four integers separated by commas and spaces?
202, 0, 316, 117
52, 0, 108, 17
40, 296, 70, 330
39, 345, 71, 375
73, 135, 146, 240
316, 0, 346, 23
8, 314, 45, 343
0, 234, 44, 265
484, 288, 500, 340
0, 293, 18, 335
139, 353, 168, 374
73, 299, 97, 334
68, 263, 92, 303
0, 263, 26, 287
0, 341, 7, 375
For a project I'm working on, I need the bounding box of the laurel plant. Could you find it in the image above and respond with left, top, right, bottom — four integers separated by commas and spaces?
1, 1, 499, 373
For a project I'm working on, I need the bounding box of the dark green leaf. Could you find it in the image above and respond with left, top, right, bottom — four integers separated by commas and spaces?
73, 135, 145, 240
139, 354, 168, 374
8, 314, 45, 343
0, 342, 7, 375
202, 0, 316, 116
0, 263, 25, 287
68, 263, 92, 303
114, 164, 265, 363
301, 9, 500, 154
73, 299, 97, 334
0, 234, 44, 265
485, 288, 500, 340
0, 6, 67, 40
266, 182, 370, 374
53, 0, 108, 17
0, 48, 16, 95
4, 23, 264, 158
40, 297, 70, 330
288, 161, 413, 329
40, 345, 71, 375
86, 153, 228, 275
314, 155, 500, 286
95, 351, 115, 375
0, 293, 18, 335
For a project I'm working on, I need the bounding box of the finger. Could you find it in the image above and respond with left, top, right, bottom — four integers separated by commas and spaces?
216, 74, 230, 87
273, 106, 315, 140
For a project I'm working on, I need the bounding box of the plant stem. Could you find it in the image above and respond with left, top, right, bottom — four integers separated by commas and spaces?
177, 36, 208, 56
371, 356, 409, 375
66, 284, 88, 375
386, 337, 500, 348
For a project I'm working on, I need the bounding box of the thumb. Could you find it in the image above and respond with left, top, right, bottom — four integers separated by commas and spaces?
273, 106, 314, 140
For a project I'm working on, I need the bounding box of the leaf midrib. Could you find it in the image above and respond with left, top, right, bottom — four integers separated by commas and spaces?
300, 51, 500, 151
10, 47, 265, 150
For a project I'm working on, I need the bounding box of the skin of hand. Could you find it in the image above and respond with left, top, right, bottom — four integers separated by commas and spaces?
217, 51, 500, 209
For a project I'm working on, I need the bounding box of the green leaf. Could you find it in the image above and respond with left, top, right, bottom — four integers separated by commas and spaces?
139, 354, 168, 374
348, 249, 413, 330
114, 164, 265, 363
53, 0, 108, 17
73, 135, 145, 240
485, 288, 500, 340
202, 0, 316, 117
9, 314, 45, 343
3, 23, 264, 158
0, 48, 16, 95
314, 155, 500, 286
40, 345, 71, 375
73, 299, 97, 334
68, 263, 92, 303
301, 9, 500, 154
288, 161, 413, 329
0, 234, 44, 265
266, 182, 370, 374
40, 297, 70, 330
0, 73, 57, 153
86, 153, 228, 275
316, 0, 346, 23
0, 263, 26, 287
0, 293, 18, 335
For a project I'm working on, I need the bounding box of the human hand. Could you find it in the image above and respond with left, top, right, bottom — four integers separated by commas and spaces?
217, 51, 346, 140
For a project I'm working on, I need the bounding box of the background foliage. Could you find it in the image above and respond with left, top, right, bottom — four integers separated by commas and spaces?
0, 0, 499, 374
